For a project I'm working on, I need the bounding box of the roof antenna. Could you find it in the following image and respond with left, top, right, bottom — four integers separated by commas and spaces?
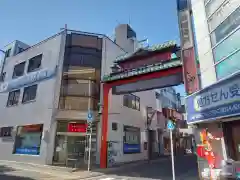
60, 24, 68, 31
128, 16, 131, 26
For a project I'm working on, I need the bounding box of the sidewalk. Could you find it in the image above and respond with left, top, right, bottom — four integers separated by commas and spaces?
0, 157, 170, 179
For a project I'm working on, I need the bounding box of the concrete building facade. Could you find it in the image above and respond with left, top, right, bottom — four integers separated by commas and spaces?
0, 25, 166, 168
186, 0, 240, 178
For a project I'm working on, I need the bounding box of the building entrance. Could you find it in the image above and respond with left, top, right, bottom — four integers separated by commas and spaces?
223, 120, 240, 161
53, 134, 86, 168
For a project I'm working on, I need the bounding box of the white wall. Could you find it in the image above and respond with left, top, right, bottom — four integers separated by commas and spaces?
191, 0, 217, 87
107, 90, 159, 163
0, 33, 65, 164
101, 37, 126, 78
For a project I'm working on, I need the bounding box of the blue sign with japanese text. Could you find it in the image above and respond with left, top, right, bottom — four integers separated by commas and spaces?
15, 147, 39, 155
123, 144, 141, 154
0, 67, 57, 93
186, 72, 240, 123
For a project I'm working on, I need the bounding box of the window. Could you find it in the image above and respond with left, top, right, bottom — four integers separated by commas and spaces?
27, 54, 42, 72
205, 0, 226, 17
155, 92, 160, 99
0, 72, 6, 82
208, 0, 240, 32
123, 94, 140, 110
215, 49, 240, 79
22, 85, 38, 103
213, 28, 240, 63
12, 62, 25, 78
0, 127, 13, 137
68, 53, 101, 69
13, 124, 43, 155
123, 125, 141, 154
112, 122, 118, 131
5, 48, 11, 58
59, 96, 98, 111
127, 25, 136, 39
210, 7, 240, 46
7, 89, 20, 106
18, 47, 25, 54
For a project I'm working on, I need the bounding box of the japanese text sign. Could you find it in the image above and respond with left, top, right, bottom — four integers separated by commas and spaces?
186, 73, 240, 123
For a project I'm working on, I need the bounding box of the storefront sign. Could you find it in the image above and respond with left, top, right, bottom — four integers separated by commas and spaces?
123, 125, 141, 154
15, 147, 39, 155
23, 124, 43, 132
68, 123, 87, 133
186, 72, 240, 123
0, 67, 57, 93
123, 144, 141, 154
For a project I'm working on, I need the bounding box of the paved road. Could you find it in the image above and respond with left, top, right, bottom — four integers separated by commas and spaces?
85, 155, 199, 180
0, 155, 199, 180
0, 165, 77, 180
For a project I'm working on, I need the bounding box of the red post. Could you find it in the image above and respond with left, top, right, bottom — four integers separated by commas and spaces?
100, 84, 110, 168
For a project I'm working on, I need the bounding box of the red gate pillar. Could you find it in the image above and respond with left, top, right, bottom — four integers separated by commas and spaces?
100, 84, 111, 168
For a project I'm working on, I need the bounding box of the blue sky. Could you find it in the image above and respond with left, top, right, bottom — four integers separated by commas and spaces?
0, 0, 185, 95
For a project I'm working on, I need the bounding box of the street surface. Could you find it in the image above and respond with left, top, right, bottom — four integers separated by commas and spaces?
87, 155, 199, 180
0, 155, 199, 180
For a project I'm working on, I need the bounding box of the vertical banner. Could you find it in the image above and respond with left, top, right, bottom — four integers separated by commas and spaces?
177, 0, 200, 94
182, 48, 199, 94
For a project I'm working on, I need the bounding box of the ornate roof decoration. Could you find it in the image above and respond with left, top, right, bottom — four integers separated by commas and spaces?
102, 58, 182, 82
114, 40, 177, 63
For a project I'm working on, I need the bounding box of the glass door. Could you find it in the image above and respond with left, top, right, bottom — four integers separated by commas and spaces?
53, 135, 67, 166
232, 123, 240, 161
66, 136, 86, 168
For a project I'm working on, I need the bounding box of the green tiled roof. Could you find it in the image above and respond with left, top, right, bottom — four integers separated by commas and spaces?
102, 58, 182, 82
114, 40, 177, 63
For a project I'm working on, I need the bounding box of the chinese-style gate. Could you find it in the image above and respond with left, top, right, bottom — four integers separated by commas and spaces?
100, 41, 184, 168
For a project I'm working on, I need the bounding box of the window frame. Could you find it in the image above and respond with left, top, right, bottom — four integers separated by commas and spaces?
0, 127, 13, 137
5, 48, 11, 58
22, 84, 38, 104
13, 124, 43, 155
6, 89, 21, 107
27, 54, 42, 73
12, 62, 26, 79
122, 94, 140, 111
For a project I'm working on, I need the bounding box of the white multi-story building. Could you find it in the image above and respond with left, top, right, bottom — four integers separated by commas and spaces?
0, 25, 164, 168
191, 0, 240, 87
185, 0, 240, 178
